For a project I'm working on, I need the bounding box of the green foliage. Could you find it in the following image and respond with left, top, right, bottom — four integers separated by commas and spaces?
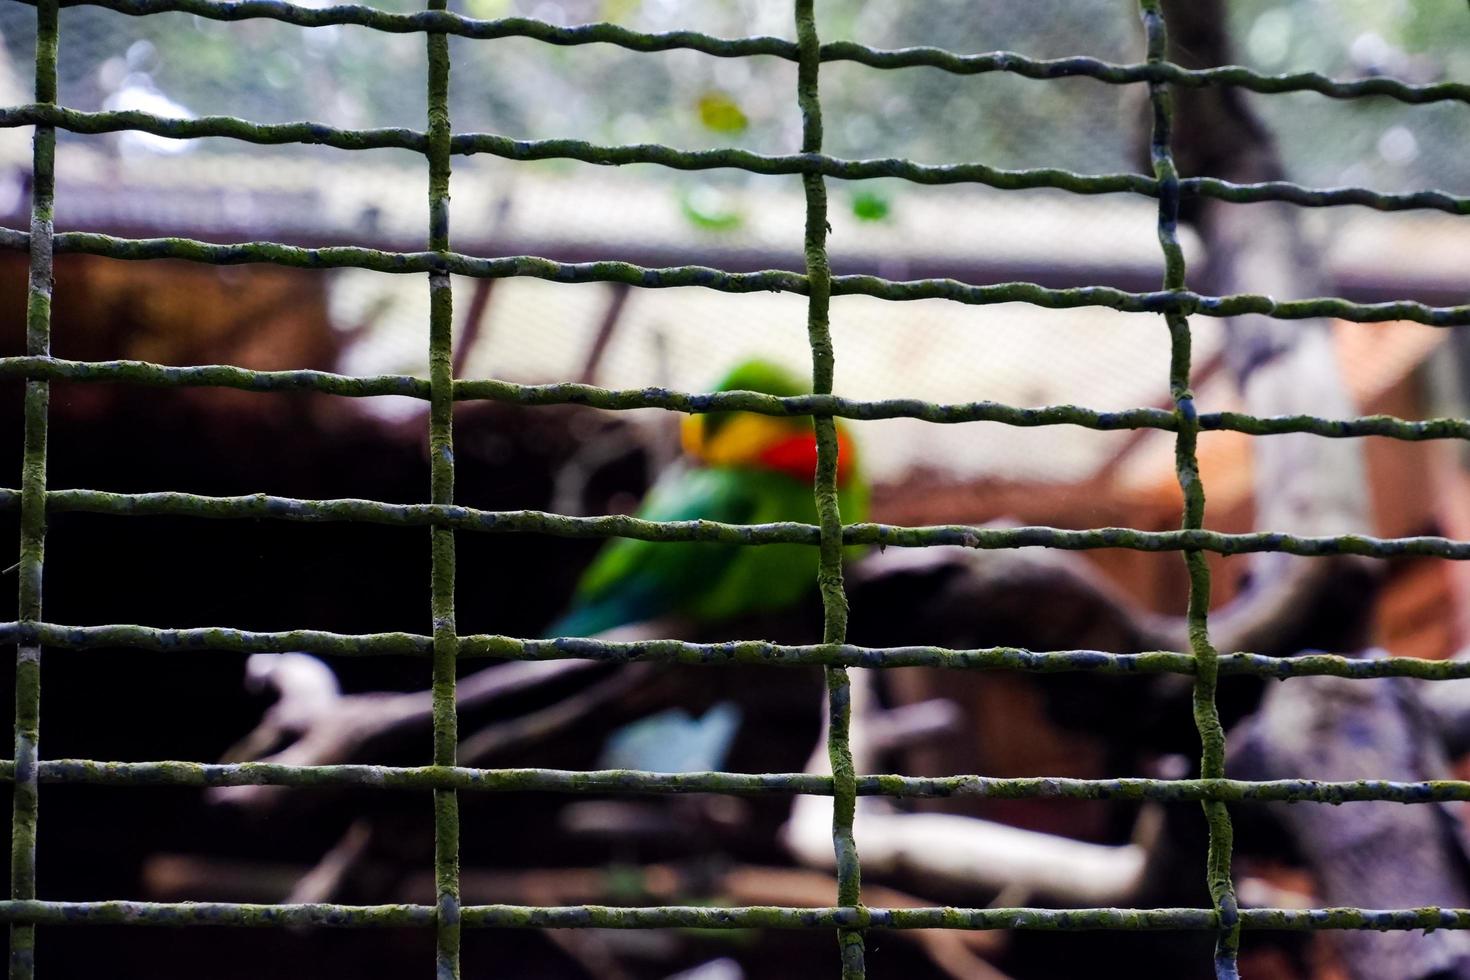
599, 0, 641, 24
678, 184, 745, 232
697, 91, 749, 134
849, 188, 890, 221
465, 0, 513, 17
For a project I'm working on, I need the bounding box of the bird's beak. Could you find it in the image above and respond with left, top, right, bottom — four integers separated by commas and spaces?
696, 414, 797, 467
680, 414, 706, 460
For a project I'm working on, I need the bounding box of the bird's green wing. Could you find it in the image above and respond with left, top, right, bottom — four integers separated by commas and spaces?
546, 465, 761, 637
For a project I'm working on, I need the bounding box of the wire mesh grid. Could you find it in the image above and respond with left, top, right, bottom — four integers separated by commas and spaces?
2, 1, 1470, 978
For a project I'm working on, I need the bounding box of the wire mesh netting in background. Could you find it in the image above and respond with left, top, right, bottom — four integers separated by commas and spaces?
3, 1, 1470, 978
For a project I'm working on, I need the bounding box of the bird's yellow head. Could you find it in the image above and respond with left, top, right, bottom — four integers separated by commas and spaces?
679, 360, 858, 486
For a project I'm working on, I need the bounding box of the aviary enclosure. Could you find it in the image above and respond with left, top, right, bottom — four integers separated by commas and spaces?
2, 0, 1470, 978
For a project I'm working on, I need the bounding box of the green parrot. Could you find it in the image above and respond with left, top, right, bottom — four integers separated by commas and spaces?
547, 359, 869, 638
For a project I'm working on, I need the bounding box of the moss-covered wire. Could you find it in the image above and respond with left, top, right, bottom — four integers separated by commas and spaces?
1, 896, 1470, 934
3, 486, 1468, 559
3, 227, 1468, 327
794, 2, 865, 975
424, 4, 461, 975
14, 0, 1470, 108
0, 898, 1217, 931
12, 619, 1470, 680
10, 3, 57, 977
6, 102, 1470, 215
1139, 4, 1238, 976
9, 759, 1470, 806
5, 355, 1470, 443
6, 0, 1470, 974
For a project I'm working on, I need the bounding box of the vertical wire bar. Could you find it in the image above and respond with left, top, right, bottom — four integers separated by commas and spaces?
794, 2, 864, 977
10, 3, 56, 977
1138, 3, 1239, 977
426, 4, 460, 977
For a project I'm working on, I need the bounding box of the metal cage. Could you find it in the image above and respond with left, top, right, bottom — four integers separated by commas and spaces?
4, 1, 1470, 977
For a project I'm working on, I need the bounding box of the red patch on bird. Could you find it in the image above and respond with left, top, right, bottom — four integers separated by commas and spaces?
757, 430, 855, 485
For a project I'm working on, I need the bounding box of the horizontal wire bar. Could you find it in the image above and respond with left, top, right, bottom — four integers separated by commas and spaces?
0, 899, 1466, 933
3, 356, 1470, 442
0, 357, 436, 399
2, 228, 1467, 327
823, 49, 1470, 106
1187, 175, 1470, 213
29, 0, 1470, 107
0, 104, 429, 152
0, 761, 833, 794
0, 901, 1226, 931
7, 621, 1470, 681
0, 103, 1135, 196
1202, 409, 1470, 441
3, 104, 1467, 214
3, 759, 1470, 805
1, 487, 1467, 558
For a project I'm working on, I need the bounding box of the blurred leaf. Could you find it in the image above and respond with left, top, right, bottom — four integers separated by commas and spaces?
679, 185, 745, 232
604, 863, 647, 903
599, 0, 641, 23
850, 189, 892, 222
465, 0, 513, 18
697, 91, 749, 134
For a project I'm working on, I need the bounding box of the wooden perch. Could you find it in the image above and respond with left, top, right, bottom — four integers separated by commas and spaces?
220, 652, 343, 763
783, 668, 1153, 907
457, 661, 656, 764
864, 698, 963, 754
286, 819, 373, 905
209, 630, 668, 809
785, 796, 1149, 907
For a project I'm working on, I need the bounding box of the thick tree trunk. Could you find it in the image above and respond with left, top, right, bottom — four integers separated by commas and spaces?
1229, 668, 1470, 978
1161, 5, 1470, 977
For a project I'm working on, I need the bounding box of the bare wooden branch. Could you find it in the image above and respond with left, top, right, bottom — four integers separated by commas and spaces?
864, 698, 963, 754
783, 668, 1151, 906
578, 282, 632, 386
285, 819, 373, 905
458, 662, 656, 764
207, 630, 674, 809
